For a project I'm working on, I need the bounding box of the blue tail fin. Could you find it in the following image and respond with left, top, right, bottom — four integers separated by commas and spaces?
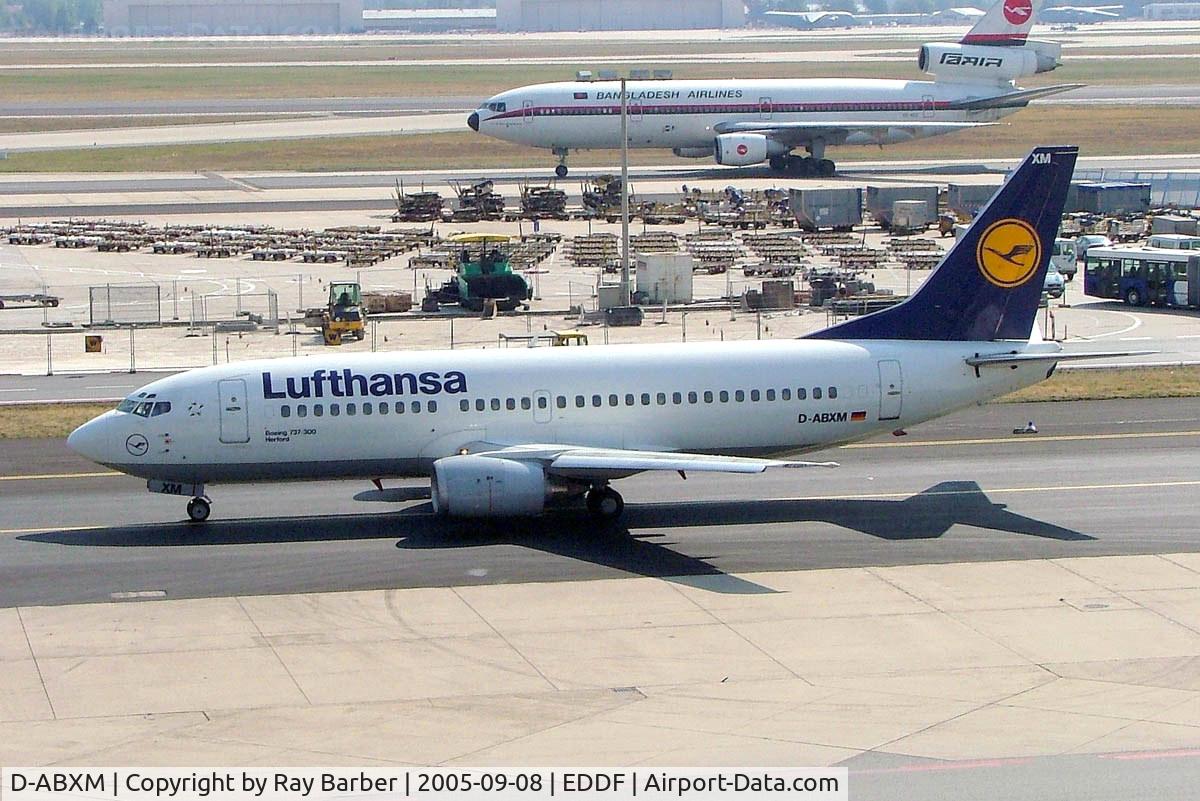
807, 145, 1077, 342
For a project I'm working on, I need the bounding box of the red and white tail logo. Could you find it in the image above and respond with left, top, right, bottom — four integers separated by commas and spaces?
962, 0, 1038, 46
1003, 0, 1032, 24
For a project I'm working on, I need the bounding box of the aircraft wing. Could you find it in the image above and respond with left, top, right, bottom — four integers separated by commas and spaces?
712, 120, 993, 148
470, 443, 837, 480
966, 350, 1154, 367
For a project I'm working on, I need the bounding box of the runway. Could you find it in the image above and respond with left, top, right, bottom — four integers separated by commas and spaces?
2, 397, 1197, 609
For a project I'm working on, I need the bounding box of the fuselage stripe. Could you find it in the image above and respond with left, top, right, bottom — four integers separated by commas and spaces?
486, 100, 954, 122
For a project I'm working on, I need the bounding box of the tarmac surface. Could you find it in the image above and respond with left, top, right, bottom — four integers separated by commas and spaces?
4, 397, 1200, 795
3, 397, 1197, 609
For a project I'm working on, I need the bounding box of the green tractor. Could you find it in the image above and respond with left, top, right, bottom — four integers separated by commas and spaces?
439, 233, 531, 313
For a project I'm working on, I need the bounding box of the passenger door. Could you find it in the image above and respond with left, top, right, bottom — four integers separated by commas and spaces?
218, 378, 250, 444
878, 360, 903, 421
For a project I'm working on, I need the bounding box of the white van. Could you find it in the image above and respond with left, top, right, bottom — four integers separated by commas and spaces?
1051, 238, 1077, 281
1147, 234, 1200, 251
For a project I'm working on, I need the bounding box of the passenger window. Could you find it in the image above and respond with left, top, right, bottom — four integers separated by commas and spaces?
297, 405, 308, 418
412, 401, 421, 413
536, 396, 547, 410
362, 403, 372, 416
704, 391, 713, 403
735, 390, 745, 402
719, 391, 729, 403
379, 403, 388, 415
314, 404, 324, 417
151, 401, 171, 417
506, 398, 516, 411
476, 399, 486, 411
751, 390, 761, 402
491, 398, 501, 411
688, 391, 697, 404
395, 402, 405, 414
575, 395, 585, 408
461, 400, 470, 412
641, 393, 651, 406
281, 405, 291, 418
346, 403, 356, 416
592, 394, 602, 407
428, 401, 437, 413
609, 394, 619, 407
829, 387, 838, 399
331, 404, 340, 416
765, 389, 775, 401
797, 388, 806, 400
556, 395, 566, 409
782, 389, 791, 401
672, 392, 682, 405
625, 393, 635, 406
521, 397, 531, 411
814, 387, 823, 400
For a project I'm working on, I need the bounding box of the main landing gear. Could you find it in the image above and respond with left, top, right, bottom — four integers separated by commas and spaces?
553, 147, 570, 178
769, 154, 836, 178
586, 485, 625, 520
186, 496, 211, 523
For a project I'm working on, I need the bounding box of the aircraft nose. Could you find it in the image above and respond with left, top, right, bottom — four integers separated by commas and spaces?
67, 415, 110, 464
467, 112, 479, 132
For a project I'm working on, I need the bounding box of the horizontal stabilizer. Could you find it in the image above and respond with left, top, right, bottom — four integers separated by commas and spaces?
966, 350, 1154, 367
949, 84, 1083, 111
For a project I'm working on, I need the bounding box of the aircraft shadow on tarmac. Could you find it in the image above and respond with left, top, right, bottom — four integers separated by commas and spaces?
21, 481, 1090, 591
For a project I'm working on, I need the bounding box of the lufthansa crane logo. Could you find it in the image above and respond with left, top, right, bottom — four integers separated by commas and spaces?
976, 218, 1042, 288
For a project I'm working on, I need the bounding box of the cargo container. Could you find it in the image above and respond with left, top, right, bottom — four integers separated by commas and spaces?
789, 187, 861, 231
636, 253, 694, 304
891, 200, 934, 232
946, 183, 1000, 219
865, 185, 939, 228
1070, 181, 1151, 216
1151, 215, 1199, 236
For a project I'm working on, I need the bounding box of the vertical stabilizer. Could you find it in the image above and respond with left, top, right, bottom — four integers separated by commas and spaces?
961, 0, 1040, 46
806, 146, 1077, 343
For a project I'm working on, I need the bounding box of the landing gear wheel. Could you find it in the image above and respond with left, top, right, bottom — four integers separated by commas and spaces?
586, 487, 625, 520
817, 159, 836, 177
555, 164, 569, 178
186, 497, 211, 523
768, 155, 787, 172
788, 156, 815, 177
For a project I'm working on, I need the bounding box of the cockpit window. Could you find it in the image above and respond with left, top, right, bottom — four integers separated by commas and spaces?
117, 399, 137, 413
486, 102, 506, 113
151, 401, 172, 417
134, 401, 154, 417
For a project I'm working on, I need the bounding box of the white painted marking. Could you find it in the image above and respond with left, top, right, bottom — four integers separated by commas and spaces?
0, 388, 36, 393
1178, 335, 1200, 339
110, 590, 167, 600
1119, 337, 1152, 341
1085, 311, 1143, 340
87, 384, 135, 389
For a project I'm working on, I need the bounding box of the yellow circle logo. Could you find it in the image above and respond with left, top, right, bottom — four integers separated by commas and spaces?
976, 218, 1042, 288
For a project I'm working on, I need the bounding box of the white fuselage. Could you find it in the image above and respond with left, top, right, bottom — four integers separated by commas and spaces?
474, 78, 1010, 152
72, 339, 1049, 485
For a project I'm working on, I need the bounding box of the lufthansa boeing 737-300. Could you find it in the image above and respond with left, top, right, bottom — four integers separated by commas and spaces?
467, 0, 1079, 177
69, 146, 1125, 523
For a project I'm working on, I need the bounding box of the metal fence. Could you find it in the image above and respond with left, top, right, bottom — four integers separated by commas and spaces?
89, 284, 162, 325
1074, 170, 1200, 210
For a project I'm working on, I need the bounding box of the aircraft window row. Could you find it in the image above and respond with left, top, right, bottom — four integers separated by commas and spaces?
453, 387, 840, 413
279, 400, 437, 419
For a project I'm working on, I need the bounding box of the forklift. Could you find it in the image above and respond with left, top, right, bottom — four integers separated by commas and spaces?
322, 281, 366, 345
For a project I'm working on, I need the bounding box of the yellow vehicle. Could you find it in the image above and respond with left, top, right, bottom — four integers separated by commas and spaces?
554, 332, 588, 346
322, 281, 366, 346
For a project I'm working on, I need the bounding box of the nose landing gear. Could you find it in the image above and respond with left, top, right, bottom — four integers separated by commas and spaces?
186, 496, 211, 523
553, 147, 570, 178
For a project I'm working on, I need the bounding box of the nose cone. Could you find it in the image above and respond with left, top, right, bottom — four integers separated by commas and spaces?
467, 112, 479, 132
67, 414, 111, 465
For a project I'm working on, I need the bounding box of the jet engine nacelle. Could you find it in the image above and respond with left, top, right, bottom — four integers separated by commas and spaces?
432, 455, 548, 517
673, 146, 716, 159
918, 43, 1041, 82
713, 133, 786, 167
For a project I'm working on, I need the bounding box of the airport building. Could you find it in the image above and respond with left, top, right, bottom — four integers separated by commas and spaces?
495, 0, 745, 31
102, 0, 365, 35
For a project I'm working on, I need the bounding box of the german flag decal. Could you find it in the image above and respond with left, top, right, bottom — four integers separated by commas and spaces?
851, 410, 867, 422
